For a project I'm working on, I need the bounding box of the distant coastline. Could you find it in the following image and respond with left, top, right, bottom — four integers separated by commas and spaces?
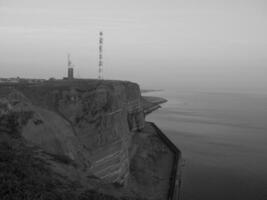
141, 89, 164, 93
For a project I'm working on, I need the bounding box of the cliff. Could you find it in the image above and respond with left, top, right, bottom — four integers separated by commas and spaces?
0, 80, 181, 200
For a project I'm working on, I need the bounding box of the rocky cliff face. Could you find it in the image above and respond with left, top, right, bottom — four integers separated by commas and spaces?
0, 80, 145, 185
0, 80, 181, 200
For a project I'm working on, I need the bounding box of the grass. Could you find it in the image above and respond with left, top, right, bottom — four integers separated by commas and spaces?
0, 135, 78, 200
0, 132, 138, 200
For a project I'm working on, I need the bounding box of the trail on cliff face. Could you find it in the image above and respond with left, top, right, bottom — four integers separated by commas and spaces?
0, 80, 177, 200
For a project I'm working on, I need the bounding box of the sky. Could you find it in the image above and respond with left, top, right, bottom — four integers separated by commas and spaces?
0, 0, 267, 91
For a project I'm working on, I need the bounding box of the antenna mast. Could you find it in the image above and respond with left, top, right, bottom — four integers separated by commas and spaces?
98, 31, 103, 79
67, 53, 72, 67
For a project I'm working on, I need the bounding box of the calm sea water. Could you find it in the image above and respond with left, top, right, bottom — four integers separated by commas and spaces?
146, 90, 267, 200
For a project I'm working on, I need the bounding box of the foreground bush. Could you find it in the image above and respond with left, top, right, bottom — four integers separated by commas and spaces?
0, 136, 78, 200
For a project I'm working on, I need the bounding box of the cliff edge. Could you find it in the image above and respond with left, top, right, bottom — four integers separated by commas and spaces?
0, 79, 181, 200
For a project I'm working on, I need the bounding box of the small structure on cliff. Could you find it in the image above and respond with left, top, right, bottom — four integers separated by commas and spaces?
63, 53, 74, 80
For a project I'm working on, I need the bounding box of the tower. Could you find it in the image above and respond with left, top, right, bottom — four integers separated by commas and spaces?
67, 53, 74, 79
98, 31, 103, 79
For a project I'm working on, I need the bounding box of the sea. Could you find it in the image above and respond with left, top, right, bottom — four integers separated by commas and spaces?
145, 89, 267, 200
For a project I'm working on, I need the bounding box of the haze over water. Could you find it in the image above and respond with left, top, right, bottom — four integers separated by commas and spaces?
147, 90, 267, 200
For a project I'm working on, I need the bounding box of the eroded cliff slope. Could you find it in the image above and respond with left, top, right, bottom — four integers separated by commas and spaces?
0, 80, 181, 200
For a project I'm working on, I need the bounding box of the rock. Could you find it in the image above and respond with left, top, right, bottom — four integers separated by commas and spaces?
0, 79, 181, 200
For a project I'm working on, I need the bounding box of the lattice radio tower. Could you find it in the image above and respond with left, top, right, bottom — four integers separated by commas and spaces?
98, 31, 104, 79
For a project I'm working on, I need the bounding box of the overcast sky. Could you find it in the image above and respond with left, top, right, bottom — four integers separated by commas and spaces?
0, 0, 267, 91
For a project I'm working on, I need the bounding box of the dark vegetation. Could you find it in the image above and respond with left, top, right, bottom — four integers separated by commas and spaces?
0, 125, 141, 200
0, 133, 139, 200
0, 108, 122, 200
0, 134, 79, 200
